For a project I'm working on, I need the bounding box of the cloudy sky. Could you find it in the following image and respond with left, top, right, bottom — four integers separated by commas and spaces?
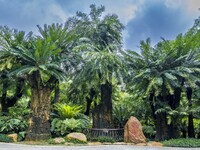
0, 0, 199, 51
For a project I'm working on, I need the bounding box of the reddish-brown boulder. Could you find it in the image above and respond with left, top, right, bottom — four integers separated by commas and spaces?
124, 116, 146, 143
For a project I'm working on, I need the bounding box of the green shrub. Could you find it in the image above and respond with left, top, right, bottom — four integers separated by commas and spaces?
51, 103, 91, 136
8, 97, 31, 119
18, 131, 26, 141
0, 97, 30, 135
143, 125, 155, 139
0, 116, 28, 134
0, 134, 13, 143
52, 103, 83, 119
51, 118, 81, 135
163, 138, 200, 147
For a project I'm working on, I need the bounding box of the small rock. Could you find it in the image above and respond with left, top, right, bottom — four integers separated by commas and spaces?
102, 142, 113, 145
65, 142, 74, 145
147, 141, 163, 147
113, 142, 126, 145
87, 142, 102, 145
52, 137, 65, 144
66, 132, 87, 142
136, 143, 147, 146
8, 133, 18, 142
124, 116, 146, 144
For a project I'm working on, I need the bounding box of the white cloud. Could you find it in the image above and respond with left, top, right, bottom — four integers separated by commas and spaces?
22, 0, 69, 25
47, 3, 69, 23
186, 0, 200, 15
165, 0, 200, 15
117, 4, 138, 25
164, 0, 183, 8
98, 0, 139, 25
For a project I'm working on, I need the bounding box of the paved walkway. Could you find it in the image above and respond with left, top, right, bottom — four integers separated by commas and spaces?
0, 143, 200, 150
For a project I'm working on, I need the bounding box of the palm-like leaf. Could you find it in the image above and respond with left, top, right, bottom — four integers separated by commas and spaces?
0, 24, 78, 85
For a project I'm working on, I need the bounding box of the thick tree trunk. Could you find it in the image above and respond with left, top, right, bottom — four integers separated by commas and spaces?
150, 94, 168, 141
149, 92, 156, 121
26, 86, 52, 141
155, 112, 168, 141
168, 88, 181, 139
1, 74, 8, 113
187, 87, 195, 138
84, 88, 95, 116
92, 81, 113, 128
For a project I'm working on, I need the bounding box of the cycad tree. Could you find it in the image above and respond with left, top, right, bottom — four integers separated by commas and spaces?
68, 5, 125, 128
125, 36, 200, 140
0, 24, 77, 140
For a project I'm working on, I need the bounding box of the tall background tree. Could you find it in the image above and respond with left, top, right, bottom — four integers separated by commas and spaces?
66, 4, 125, 128
124, 18, 200, 140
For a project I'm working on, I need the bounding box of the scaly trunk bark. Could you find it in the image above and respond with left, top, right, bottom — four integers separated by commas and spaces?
149, 92, 156, 122
26, 86, 52, 141
187, 87, 195, 138
168, 88, 181, 139
1, 74, 8, 113
92, 81, 113, 128
26, 72, 54, 141
155, 112, 168, 141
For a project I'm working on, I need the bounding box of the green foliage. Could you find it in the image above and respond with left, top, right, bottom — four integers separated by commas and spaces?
163, 138, 200, 147
0, 134, 13, 143
0, 116, 28, 134
142, 125, 155, 139
51, 118, 81, 135
113, 91, 152, 128
8, 97, 31, 119
193, 119, 200, 138
18, 131, 26, 141
0, 97, 29, 134
66, 4, 125, 109
113, 103, 133, 127
51, 103, 91, 136
113, 91, 133, 127
51, 117, 90, 136
53, 103, 82, 119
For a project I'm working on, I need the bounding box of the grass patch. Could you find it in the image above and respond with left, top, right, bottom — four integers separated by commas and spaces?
89, 136, 117, 143
163, 138, 200, 147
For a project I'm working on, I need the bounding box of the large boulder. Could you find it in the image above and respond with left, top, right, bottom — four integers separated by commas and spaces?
124, 116, 146, 143
66, 132, 87, 142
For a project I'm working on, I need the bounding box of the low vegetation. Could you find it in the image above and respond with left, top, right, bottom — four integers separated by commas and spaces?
163, 138, 200, 147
